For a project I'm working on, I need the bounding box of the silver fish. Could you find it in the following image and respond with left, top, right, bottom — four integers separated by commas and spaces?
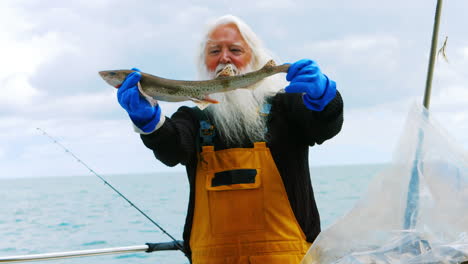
99, 60, 290, 106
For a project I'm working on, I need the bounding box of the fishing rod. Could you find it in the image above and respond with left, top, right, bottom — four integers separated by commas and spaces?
35, 128, 186, 254
403, 0, 443, 229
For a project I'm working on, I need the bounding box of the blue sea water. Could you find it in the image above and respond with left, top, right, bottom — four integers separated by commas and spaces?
0, 164, 384, 264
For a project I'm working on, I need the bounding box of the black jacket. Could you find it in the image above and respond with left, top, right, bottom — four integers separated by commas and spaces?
140, 91, 344, 258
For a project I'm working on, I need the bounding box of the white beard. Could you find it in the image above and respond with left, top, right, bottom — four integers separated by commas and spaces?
200, 63, 285, 145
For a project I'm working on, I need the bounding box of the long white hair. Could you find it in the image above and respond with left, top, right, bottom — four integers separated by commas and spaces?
195, 15, 288, 145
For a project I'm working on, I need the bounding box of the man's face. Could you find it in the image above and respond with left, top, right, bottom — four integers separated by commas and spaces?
204, 23, 252, 76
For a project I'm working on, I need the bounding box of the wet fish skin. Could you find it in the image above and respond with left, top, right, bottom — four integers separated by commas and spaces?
99, 60, 290, 104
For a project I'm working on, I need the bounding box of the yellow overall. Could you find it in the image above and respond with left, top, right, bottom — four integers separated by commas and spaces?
190, 142, 311, 264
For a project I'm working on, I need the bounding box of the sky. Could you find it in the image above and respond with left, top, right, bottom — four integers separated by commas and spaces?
1, 0, 467, 179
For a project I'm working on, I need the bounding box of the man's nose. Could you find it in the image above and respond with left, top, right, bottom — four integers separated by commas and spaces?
219, 50, 231, 64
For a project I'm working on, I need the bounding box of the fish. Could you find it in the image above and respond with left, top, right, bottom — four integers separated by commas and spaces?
99, 60, 290, 108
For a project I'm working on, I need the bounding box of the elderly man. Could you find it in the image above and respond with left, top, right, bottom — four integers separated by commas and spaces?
117, 15, 343, 264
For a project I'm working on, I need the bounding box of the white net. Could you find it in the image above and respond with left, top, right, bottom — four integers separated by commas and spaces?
302, 103, 468, 264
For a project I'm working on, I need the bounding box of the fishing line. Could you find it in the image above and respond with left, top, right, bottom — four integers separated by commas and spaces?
36, 127, 185, 254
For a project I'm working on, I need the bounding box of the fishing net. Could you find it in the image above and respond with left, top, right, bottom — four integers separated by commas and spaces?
302, 103, 468, 264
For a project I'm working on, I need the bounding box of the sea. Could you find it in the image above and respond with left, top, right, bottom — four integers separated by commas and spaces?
0, 164, 385, 264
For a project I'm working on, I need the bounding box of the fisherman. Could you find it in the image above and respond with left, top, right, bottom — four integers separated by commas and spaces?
116, 15, 343, 264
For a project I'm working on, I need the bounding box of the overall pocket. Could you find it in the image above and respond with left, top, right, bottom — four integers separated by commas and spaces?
206, 168, 265, 235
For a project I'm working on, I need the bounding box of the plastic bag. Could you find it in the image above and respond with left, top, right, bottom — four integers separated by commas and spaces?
302, 103, 468, 264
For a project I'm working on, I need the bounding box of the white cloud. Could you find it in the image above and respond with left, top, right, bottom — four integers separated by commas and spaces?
0, 31, 72, 77
253, 0, 295, 9
31, 91, 118, 117
0, 117, 180, 179
0, 90, 118, 120
434, 85, 468, 108
302, 34, 400, 70
430, 84, 468, 148
462, 46, 468, 60
1, 0, 467, 179
311, 100, 411, 166
0, 73, 41, 107
312, 94, 468, 167
0, 4, 77, 108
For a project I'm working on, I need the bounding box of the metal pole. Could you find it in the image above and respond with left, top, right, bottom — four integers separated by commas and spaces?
423, 0, 443, 109
403, 0, 443, 230
0, 245, 148, 263
0, 241, 182, 263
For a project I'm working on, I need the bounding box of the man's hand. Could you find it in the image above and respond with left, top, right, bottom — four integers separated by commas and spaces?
285, 59, 337, 111
117, 68, 161, 132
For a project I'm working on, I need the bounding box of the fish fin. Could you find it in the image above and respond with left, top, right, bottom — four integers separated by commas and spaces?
138, 82, 158, 106
264, 59, 276, 67
202, 95, 219, 104
190, 96, 219, 110
194, 101, 211, 110
215, 64, 236, 78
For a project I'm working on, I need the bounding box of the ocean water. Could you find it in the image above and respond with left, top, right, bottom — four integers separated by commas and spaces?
0, 164, 385, 264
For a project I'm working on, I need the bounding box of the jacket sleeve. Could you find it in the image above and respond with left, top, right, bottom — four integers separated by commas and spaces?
139, 106, 199, 167
273, 90, 343, 146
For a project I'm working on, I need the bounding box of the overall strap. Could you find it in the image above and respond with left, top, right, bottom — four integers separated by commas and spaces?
260, 96, 273, 133
192, 107, 215, 151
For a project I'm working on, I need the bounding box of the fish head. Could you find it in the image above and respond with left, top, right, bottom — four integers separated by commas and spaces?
98, 70, 131, 88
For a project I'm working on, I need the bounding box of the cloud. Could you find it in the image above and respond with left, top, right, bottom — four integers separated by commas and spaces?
430, 50, 468, 139
0, 73, 41, 108
0, 2, 216, 103
431, 84, 468, 147
435, 85, 468, 107
0, 90, 119, 120
31, 91, 118, 118
461, 46, 468, 61
287, 34, 414, 109
310, 99, 411, 166
0, 116, 181, 179
1, 0, 467, 179
312, 93, 468, 167
253, 0, 295, 9
301, 34, 400, 71
0, 4, 77, 109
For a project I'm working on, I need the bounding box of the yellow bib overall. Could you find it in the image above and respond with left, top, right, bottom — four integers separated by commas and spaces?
190, 142, 311, 264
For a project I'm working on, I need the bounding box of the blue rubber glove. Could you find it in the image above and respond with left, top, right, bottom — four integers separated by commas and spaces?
285, 59, 337, 111
117, 68, 161, 133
